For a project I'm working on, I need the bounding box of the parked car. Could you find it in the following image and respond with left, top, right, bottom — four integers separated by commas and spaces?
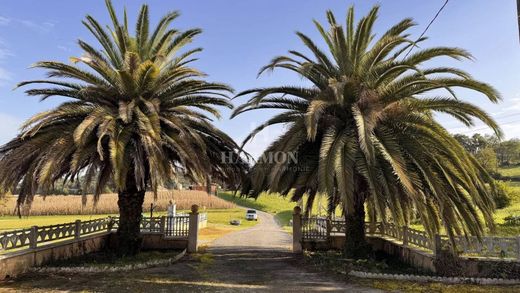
245, 209, 258, 221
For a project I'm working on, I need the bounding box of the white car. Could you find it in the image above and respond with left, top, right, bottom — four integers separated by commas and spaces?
245, 209, 258, 221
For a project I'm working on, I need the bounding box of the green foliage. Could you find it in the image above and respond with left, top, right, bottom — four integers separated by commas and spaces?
493, 181, 512, 209
0, 0, 247, 209
233, 5, 501, 243
495, 139, 520, 166
455, 134, 520, 168
475, 147, 498, 173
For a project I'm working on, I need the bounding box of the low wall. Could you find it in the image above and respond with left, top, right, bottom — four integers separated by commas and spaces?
304, 235, 520, 277
140, 233, 188, 250
0, 232, 110, 280
303, 235, 436, 273
367, 236, 436, 273
0, 232, 190, 280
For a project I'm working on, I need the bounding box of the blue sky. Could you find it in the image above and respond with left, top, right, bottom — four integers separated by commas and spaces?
0, 0, 519, 158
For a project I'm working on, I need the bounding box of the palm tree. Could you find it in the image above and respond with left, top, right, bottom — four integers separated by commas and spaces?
0, 0, 246, 255
233, 5, 501, 258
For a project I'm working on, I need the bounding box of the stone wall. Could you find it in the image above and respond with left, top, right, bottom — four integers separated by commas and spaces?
0, 232, 110, 280
0, 232, 190, 280
303, 235, 520, 278
302, 235, 436, 273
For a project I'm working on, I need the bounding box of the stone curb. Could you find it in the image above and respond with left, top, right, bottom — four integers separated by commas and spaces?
349, 270, 520, 285
31, 249, 186, 274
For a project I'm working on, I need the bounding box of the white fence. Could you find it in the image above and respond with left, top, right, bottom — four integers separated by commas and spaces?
302, 218, 520, 260
0, 213, 207, 253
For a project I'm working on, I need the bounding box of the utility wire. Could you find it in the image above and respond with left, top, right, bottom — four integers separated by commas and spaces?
404, 0, 450, 58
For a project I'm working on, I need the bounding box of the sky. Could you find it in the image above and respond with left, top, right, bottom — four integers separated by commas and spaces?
0, 0, 519, 158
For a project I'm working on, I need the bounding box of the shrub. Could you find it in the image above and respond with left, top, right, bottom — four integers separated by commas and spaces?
493, 181, 513, 209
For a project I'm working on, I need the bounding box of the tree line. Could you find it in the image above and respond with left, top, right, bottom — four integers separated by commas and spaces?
454, 134, 520, 174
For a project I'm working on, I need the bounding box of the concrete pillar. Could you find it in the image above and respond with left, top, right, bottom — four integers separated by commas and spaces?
188, 204, 199, 253
369, 222, 376, 235
516, 236, 520, 261
160, 216, 166, 235
29, 226, 38, 249
107, 216, 114, 232
434, 234, 442, 256
402, 226, 408, 246
292, 206, 303, 253
74, 220, 81, 239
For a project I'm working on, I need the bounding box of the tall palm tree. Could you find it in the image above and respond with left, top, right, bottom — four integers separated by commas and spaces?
0, 0, 246, 255
233, 5, 501, 258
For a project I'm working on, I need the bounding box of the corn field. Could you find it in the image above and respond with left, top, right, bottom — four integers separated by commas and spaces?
0, 190, 235, 216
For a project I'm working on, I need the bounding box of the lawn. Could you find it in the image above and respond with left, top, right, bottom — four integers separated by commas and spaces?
0, 208, 257, 234
198, 208, 258, 242
498, 165, 520, 179
217, 191, 304, 230
0, 214, 113, 231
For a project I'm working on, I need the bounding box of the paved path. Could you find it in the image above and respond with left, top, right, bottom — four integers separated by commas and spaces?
192, 209, 380, 292
2, 210, 380, 292
209, 209, 292, 251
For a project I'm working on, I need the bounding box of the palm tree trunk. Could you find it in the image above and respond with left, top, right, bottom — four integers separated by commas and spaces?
206, 175, 212, 195
116, 170, 145, 256
344, 177, 371, 258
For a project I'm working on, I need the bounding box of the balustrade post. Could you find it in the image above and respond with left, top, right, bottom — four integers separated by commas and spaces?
369, 222, 376, 235
434, 234, 442, 256
517, 236, 520, 261
402, 226, 408, 246
292, 206, 303, 253
107, 216, 113, 232
160, 216, 166, 234
29, 226, 38, 249
188, 205, 199, 253
74, 220, 81, 239
326, 218, 332, 238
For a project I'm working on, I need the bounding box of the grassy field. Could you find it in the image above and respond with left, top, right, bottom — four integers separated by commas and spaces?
217, 191, 302, 230
198, 208, 258, 242
0, 208, 256, 231
498, 165, 520, 178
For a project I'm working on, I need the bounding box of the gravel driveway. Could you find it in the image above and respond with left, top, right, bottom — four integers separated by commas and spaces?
208, 209, 292, 251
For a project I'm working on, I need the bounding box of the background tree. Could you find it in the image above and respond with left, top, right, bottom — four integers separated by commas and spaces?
234, 5, 501, 258
495, 139, 520, 166
0, 0, 246, 255
475, 147, 498, 173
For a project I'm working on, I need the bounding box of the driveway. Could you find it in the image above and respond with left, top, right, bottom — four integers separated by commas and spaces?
1, 211, 380, 292
208, 209, 292, 251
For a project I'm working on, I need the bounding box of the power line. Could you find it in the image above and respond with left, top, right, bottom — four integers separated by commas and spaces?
404, 0, 450, 59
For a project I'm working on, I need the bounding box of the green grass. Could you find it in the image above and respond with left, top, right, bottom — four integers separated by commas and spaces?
0, 208, 257, 232
204, 208, 258, 228
217, 191, 301, 230
0, 214, 113, 231
498, 165, 520, 178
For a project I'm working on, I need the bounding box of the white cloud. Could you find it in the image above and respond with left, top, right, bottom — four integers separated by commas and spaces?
0, 113, 21, 145
18, 19, 54, 34
0, 16, 54, 34
57, 45, 71, 52
0, 16, 10, 26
